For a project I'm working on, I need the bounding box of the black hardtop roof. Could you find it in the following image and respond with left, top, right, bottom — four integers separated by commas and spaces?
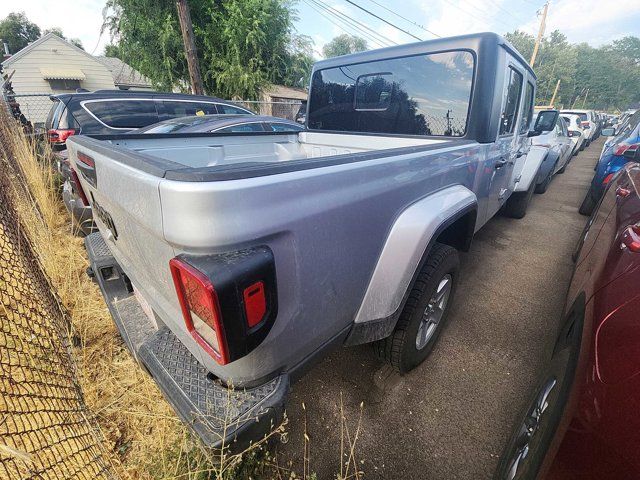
313, 32, 535, 78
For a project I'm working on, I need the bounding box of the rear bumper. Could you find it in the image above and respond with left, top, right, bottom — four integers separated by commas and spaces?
84, 232, 288, 450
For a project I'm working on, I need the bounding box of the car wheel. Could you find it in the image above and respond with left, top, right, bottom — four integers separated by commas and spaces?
375, 242, 459, 374
578, 186, 598, 216
504, 179, 536, 219
557, 160, 567, 174
494, 299, 583, 480
535, 165, 554, 194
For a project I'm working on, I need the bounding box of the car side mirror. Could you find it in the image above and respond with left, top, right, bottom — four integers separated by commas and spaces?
568, 130, 581, 138
534, 110, 559, 133
623, 146, 640, 161
602, 127, 615, 136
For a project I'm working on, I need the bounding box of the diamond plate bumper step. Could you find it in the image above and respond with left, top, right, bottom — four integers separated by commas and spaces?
84, 232, 288, 450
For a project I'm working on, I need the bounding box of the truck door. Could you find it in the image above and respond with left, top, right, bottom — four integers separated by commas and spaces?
509, 77, 535, 191
487, 62, 525, 218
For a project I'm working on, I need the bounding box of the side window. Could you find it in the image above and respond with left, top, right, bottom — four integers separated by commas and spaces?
560, 118, 568, 136
218, 104, 251, 114
268, 122, 303, 132
84, 100, 158, 128
499, 67, 523, 136
160, 101, 218, 118
214, 123, 265, 133
518, 81, 534, 134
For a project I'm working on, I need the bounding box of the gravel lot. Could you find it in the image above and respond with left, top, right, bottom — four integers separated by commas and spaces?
275, 138, 601, 479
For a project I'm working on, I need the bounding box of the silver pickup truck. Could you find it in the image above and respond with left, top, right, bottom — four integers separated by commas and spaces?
67, 32, 558, 449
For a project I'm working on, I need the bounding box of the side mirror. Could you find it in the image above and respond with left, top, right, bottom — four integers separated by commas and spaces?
623, 145, 640, 161
534, 110, 559, 133
568, 130, 581, 138
602, 127, 616, 136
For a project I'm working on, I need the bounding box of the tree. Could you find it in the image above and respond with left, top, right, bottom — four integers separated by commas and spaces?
43, 27, 84, 49
105, 0, 313, 98
322, 34, 367, 58
0, 12, 40, 54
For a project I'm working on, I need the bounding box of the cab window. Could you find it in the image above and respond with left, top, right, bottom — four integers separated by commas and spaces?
518, 81, 534, 134
499, 67, 523, 135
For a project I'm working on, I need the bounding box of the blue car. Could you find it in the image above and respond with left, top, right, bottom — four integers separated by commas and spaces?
579, 110, 640, 215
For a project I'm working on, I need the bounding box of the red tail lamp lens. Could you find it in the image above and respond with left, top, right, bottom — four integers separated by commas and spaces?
47, 128, 76, 144
243, 281, 267, 328
169, 258, 229, 365
603, 173, 614, 185
77, 151, 95, 168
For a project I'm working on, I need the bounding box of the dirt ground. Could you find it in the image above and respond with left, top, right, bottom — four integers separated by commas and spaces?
275, 138, 601, 479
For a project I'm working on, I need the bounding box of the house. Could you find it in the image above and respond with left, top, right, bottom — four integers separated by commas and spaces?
258, 85, 307, 120
95, 56, 153, 91
1, 33, 152, 125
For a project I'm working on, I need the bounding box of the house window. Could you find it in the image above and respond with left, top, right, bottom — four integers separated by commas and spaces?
48, 79, 81, 91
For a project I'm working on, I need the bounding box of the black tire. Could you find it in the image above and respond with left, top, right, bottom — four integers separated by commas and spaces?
578, 187, 598, 216
504, 180, 536, 219
557, 161, 567, 174
535, 167, 553, 194
375, 242, 459, 373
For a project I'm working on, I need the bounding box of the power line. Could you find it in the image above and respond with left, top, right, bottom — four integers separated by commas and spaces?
439, 0, 518, 31
301, 0, 389, 48
486, 0, 529, 24
312, 0, 398, 46
363, 0, 440, 38
342, 0, 424, 41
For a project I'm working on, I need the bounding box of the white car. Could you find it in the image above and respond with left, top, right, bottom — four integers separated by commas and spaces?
560, 109, 597, 145
561, 114, 586, 154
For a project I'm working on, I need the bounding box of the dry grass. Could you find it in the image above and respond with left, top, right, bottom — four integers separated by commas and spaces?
1, 114, 365, 479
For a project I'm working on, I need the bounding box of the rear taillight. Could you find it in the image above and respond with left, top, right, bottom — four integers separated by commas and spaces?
70, 167, 90, 206
613, 143, 640, 156
170, 258, 230, 365
243, 281, 267, 328
621, 225, 640, 253
47, 128, 76, 144
602, 173, 615, 185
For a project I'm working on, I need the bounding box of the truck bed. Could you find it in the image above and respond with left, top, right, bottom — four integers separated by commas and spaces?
72, 131, 462, 181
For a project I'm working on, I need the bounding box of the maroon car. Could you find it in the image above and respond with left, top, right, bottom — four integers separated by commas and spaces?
495, 163, 640, 480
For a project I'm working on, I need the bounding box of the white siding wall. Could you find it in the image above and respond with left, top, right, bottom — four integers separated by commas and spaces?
4, 36, 116, 125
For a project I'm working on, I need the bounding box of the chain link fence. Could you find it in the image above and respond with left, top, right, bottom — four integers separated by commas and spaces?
0, 109, 120, 479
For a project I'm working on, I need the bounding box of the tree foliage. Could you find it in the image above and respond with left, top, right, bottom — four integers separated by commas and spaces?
0, 12, 40, 54
506, 30, 640, 111
104, 0, 314, 99
322, 34, 367, 58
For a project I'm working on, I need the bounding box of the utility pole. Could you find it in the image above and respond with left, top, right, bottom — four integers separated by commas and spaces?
530, 1, 549, 68
549, 79, 561, 107
176, 0, 204, 95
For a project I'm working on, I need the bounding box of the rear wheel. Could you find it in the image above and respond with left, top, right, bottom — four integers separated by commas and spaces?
375, 243, 459, 373
535, 165, 554, 194
504, 179, 536, 219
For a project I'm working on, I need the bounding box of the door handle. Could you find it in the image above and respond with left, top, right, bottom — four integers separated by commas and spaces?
495, 157, 509, 169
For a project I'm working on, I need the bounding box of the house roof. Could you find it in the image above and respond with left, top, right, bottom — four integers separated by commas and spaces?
2, 32, 97, 66
95, 56, 153, 88
263, 85, 307, 100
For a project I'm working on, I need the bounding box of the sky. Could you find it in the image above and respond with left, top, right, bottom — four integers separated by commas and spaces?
1, 0, 639, 57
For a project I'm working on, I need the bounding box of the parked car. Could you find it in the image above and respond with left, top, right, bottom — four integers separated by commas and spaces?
295, 100, 307, 125
579, 109, 640, 215
529, 112, 574, 194
495, 162, 640, 480
560, 109, 597, 146
67, 33, 558, 449
45, 90, 254, 150
561, 114, 587, 153
133, 114, 304, 134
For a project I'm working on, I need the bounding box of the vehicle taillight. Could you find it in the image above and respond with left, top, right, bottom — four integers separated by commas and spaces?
170, 258, 230, 365
243, 281, 267, 328
47, 128, 76, 144
70, 167, 90, 206
613, 143, 640, 156
602, 173, 615, 185
621, 225, 640, 253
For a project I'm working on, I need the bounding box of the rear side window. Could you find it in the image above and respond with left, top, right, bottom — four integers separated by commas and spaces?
215, 123, 265, 133
308, 50, 475, 136
160, 100, 219, 118
45, 100, 62, 129
518, 81, 534, 134
84, 100, 158, 128
267, 122, 303, 132
218, 104, 252, 114
499, 67, 523, 135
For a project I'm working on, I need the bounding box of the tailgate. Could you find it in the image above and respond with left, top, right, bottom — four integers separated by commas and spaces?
66, 137, 180, 335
